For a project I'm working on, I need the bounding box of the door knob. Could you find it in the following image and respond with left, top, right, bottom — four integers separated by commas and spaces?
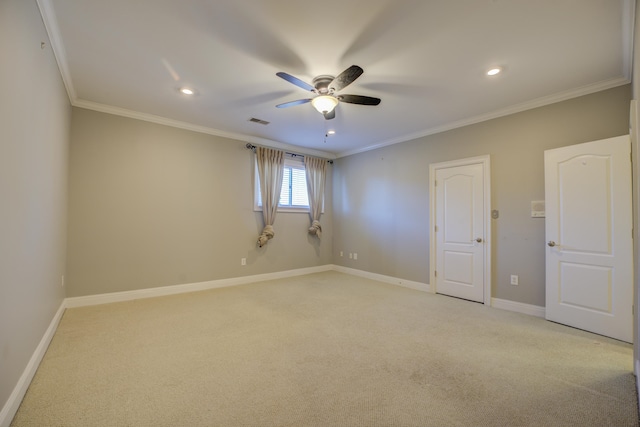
475, 237, 483, 243
548, 241, 556, 247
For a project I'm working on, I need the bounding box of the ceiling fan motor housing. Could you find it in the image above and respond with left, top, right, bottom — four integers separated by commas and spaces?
312, 75, 334, 94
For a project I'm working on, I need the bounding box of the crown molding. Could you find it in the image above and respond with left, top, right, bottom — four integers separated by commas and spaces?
72, 99, 336, 159
36, 0, 76, 102
336, 76, 631, 158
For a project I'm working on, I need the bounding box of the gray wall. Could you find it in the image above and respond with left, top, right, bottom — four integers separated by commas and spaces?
333, 85, 631, 307
0, 0, 71, 417
66, 108, 333, 297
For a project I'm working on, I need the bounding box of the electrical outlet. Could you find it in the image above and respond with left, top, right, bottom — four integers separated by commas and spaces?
241, 258, 246, 266
353, 253, 358, 260
510, 275, 519, 285
340, 251, 343, 257
61, 275, 65, 287
349, 253, 353, 259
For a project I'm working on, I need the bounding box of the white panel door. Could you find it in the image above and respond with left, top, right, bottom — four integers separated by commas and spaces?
545, 135, 633, 342
435, 163, 485, 302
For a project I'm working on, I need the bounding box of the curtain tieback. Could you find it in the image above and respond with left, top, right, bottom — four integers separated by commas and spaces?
308, 220, 322, 238
258, 225, 275, 247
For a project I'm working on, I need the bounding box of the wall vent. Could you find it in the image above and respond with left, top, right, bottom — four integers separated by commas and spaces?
248, 117, 270, 125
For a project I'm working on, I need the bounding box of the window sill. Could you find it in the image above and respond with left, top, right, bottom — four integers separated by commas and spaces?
254, 206, 311, 214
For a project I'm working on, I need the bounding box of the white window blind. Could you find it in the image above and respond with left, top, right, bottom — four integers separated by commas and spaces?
255, 156, 314, 211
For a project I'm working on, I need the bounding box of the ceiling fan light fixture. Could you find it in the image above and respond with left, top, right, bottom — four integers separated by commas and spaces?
311, 95, 339, 114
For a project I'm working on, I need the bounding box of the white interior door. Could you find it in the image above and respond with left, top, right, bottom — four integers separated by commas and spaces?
431, 158, 489, 303
545, 135, 633, 343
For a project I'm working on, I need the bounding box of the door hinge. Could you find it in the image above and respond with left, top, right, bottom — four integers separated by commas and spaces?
434, 270, 437, 277
435, 225, 438, 232
434, 180, 437, 187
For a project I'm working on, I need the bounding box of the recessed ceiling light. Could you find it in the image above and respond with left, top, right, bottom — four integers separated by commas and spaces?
487, 67, 502, 76
327, 130, 336, 135
179, 87, 195, 95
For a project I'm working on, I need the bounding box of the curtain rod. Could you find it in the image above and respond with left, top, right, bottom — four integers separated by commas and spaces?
245, 143, 333, 164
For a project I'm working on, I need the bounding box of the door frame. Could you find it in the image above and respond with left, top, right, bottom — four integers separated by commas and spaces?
429, 155, 492, 305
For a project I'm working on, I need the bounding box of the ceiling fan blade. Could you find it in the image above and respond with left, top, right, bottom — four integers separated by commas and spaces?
330, 65, 363, 92
338, 94, 381, 106
276, 99, 312, 108
276, 72, 315, 92
324, 109, 336, 120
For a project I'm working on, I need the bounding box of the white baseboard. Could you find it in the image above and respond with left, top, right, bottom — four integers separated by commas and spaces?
0, 300, 66, 427
65, 265, 334, 308
331, 265, 431, 293
491, 297, 546, 318
67, 264, 429, 309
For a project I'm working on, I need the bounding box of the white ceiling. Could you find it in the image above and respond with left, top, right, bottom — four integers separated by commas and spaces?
40, 0, 634, 158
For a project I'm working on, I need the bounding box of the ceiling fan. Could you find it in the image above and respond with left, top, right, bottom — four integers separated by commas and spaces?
275, 65, 381, 120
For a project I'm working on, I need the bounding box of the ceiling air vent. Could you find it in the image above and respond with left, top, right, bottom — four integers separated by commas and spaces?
248, 117, 270, 125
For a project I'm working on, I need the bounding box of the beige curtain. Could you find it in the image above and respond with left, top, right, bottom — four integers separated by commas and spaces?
304, 155, 327, 238
256, 146, 285, 247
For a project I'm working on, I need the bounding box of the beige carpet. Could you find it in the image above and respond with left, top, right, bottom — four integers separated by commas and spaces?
11, 271, 639, 426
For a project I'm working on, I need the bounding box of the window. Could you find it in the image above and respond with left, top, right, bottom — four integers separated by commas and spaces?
254, 155, 322, 212
278, 162, 309, 208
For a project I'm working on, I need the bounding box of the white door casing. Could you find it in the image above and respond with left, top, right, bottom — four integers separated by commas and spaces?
430, 156, 491, 304
545, 135, 633, 343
